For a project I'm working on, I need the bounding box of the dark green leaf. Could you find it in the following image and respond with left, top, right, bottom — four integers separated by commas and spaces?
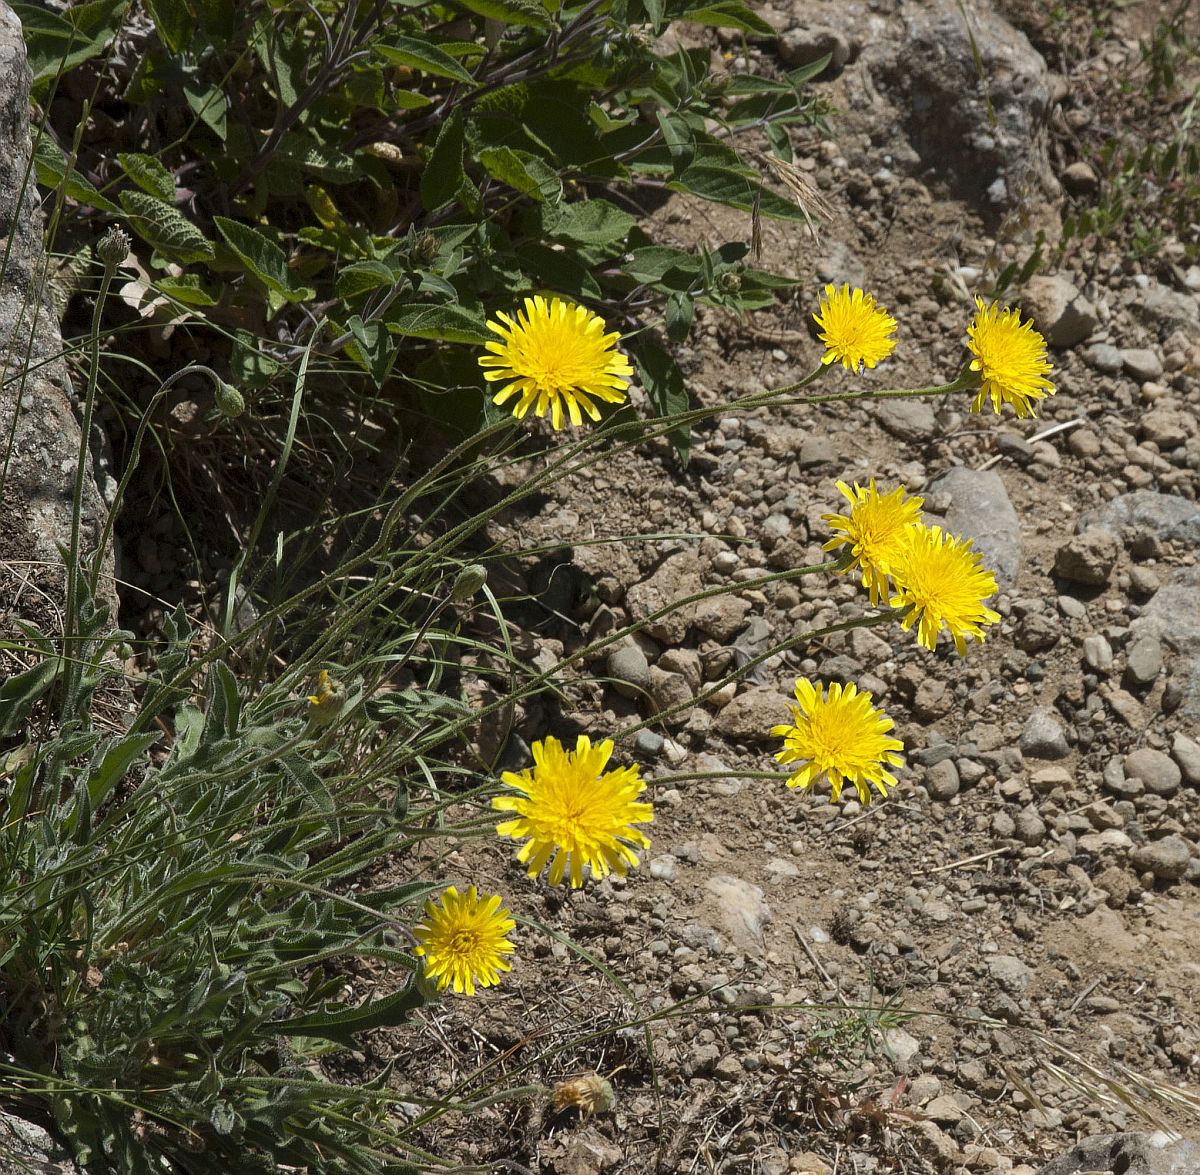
448, 0, 552, 27
385, 304, 491, 344
13, 0, 126, 86
421, 110, 467, 212
376, 36, 475, 84
665, 291, 694, 344
183, 78, 228, 141
478, 146, 562, 202
673, 0, 773, 34
519, 243, 601, 299
118, 152, 176, 202
214, 216, 315, 302
155, 273, 220, 306
635, 342, 691, 463
336, 260, 397, 300
274, 982, 426, 1047
0, 658, 59, 738
32, 135, 121, 213
144, 0, 192, 52
347, 315, 395, 385
545, 199, 636, 246
119, 190, 215, 263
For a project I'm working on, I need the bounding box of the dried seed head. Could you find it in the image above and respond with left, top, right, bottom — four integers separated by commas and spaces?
552, 1073, 616, 1117
97, 225, 131, 268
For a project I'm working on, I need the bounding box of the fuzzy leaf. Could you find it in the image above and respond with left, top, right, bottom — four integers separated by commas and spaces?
119, 189, 215, 263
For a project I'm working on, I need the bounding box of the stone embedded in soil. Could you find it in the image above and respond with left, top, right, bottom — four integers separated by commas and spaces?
1172, 733, 1200, 786
648, 666, 692, 726
987, 954, 1033, 993
1130, 835, 1192, 882
1120, 348, 1164, 382
1086, 490, 1200, 546
713, 686, 793, 742
704, 875, 770, 953
924, 758, 960, 800
1124, 637, 1163, 686
1130, 565, 1200, 719
1082, 342, 1122, 373
625, 549, 703, 643
1018, 708, 1069, 760
930, 467, 1022, 590
1054, 527, 1120, 586
876, 398, 936, 441
1035, 1131, 1200, 1175
691, 593, 751, 641
777, 25, 852, 73
1014, 805, 1047, 846
1082, 633, 1114, 673
607, 641, 650, 699
1123, 748, 1181, 797
1021, 275, 1098, 347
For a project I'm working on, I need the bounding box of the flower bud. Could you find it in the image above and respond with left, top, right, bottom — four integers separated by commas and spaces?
450, 563, 487, 602
97, 226, 131, 268
214, 380, 245, 419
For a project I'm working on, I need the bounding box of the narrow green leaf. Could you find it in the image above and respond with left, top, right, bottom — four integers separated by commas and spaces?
674, 0, 774, 34
32, 135, 121, 213
154, 274, 220, 306
0, 658, 59, 738
376, 37, 476, 84
118, 189, 215, 263
275, 982, 426, 1046
118, 152, 176, 202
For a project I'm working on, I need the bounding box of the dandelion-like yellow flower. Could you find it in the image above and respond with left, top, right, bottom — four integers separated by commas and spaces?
413, 885, 516, 996
478, 295, 633, 429
813, 284, 898, 373
890, 522, 1001, 655
493, 735, 653, 888
771, 678, 903, 804
306, 668, 345, 727
966, 296, 1055, 418
823, 480, 925, 605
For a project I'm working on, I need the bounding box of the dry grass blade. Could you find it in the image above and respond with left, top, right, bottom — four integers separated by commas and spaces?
751, 150, 840, 250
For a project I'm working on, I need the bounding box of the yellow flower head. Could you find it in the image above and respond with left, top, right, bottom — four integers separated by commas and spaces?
823, 480, 925, 605
771, 678, 903, 804
966, 296, 1055, 418
478, 295, 633, 430
413, 885, 516, 996
891, 522, 1002, 655
494, 735, 653, 888
813, 284, 898, 373
306, 668, 345, 727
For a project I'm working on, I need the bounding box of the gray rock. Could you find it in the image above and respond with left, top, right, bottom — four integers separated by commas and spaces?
1014, 804, 1047, 846
648, 855, 677, 881
634, 729, 664, 757
626, 550, 703, 643
692, 593, 751, 642
1131, 836, 1192, 882
1103, 758, 1143, 798
1130, 565, 1200, 718
607, 642, 650, 699
1054, 527, 1120, 586
1082, 633, 1114, 673
0, 5, 119, 622
1171, 732, 1200, 787
778, 24, 852, 72
1139, 407, 1192, 449
1124, 637, 1162, 686
1022, 275, 1098, 347
987, 953, 1033, 993
1124, 748, 1181, 797
1131, 279, 1200, 337
1035, 1131, 1200, 1175
1086, 491, 1200, 546
929, 467, 1022, 589
1060, 160, 1098, 195
1019, 707, 1070, 760
1082, 342, 1123, 372
925, 758, 960, 800
1121, 348, 1164, 381
715, 686, 795, 743
0, 1109, 79, 1175
648, 666, 693, 726
705, 875, 770, 953
876, 398, 937, 440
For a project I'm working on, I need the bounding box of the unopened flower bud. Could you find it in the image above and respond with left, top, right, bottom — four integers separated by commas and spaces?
450, 563, 487, 602
717, 271, 742, 293
214, 380, 245, 418
97, 226, 131, 268
411, 230, 440, 266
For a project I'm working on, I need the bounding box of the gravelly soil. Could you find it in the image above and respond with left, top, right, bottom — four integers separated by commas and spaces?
371, 2, 1200, 1172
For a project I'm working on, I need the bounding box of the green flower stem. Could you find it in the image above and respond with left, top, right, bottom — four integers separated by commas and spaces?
770, 364, 980, 405
60, 250, 120, 717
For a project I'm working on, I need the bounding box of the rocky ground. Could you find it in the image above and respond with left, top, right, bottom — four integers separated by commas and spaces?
373, 2, 1200, 1172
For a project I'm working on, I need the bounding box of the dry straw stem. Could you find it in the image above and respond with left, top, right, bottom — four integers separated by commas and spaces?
752, 149, 840, 247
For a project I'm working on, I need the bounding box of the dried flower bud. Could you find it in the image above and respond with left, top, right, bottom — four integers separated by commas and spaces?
411, 230, 440, 267
306, 669, 346, 727
553, 1074, 616, 1118
97, 226, 131, 268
